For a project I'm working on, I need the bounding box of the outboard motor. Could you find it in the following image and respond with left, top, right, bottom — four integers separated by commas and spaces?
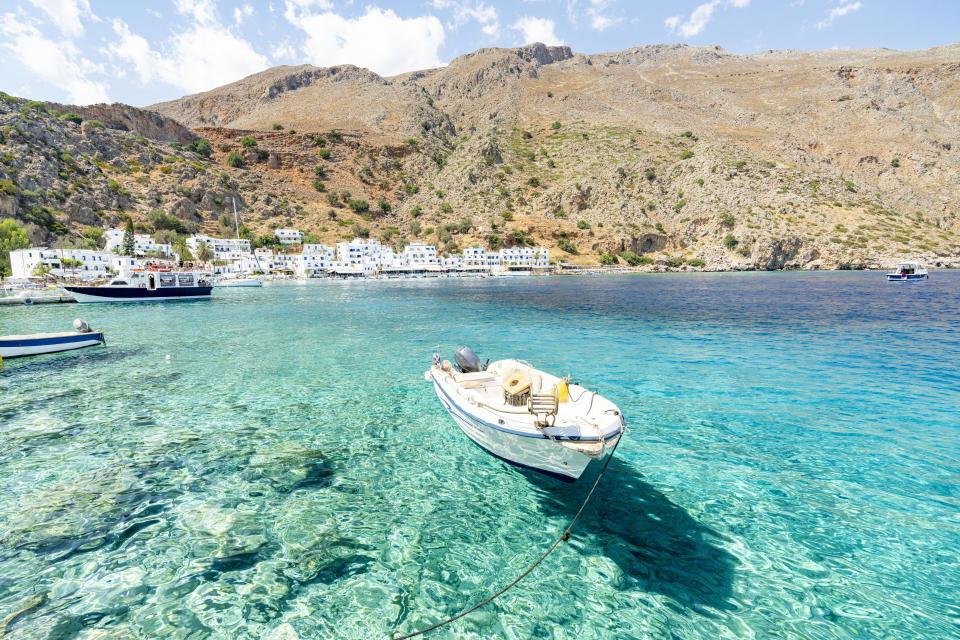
73, 318, 91, 333
454, 346, 483, 373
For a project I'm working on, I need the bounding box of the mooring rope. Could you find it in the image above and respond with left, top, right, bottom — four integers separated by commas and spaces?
390, 433, 624, 640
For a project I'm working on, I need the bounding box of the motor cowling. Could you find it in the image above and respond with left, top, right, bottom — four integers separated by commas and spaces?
454, 346, 483, 373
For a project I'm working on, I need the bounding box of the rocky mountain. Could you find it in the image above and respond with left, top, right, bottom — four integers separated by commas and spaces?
3, 42, 960, 270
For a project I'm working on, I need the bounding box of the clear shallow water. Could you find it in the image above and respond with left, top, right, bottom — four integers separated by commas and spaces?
1, 272, 959, 640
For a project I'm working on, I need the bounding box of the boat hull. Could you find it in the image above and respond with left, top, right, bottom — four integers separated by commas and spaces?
215, 280, 262, 287
886, 274, 928, 281
0, 332, 104, 358
431, 376, 618, 481
64, 286, 212, 303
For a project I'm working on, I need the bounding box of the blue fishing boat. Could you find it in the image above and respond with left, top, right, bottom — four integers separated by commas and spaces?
0, 319, 104, 359
886, 262, 928, 281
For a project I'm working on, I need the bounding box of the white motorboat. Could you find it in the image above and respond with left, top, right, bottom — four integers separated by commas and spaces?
886, 262, 928, 281
215, 276, 263, 288
425, 347, 625, 481
0, 319, 104, 359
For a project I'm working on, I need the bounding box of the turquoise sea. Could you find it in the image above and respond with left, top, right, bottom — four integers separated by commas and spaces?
1, 272, 958, 639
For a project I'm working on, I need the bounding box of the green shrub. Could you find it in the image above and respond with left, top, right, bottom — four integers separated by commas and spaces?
272, 124, 283, 130
378, 198, 391, 213
60, 113, 83, 124
410, 205, 423, 218
226, 151, 245, 167
404, 182, 419, 195
721, 214, 735, 227
219, 143, 231, 152
619, 251, 641, 266
500, 211, 513, 221
348, 199, 370, 213
680, 150, 694, 160
240, 136, 256, 147
527, 177, 540, 187
681, 131, 695, 138
598, 253, 618, 265
522, 131, 533, 139
558, 238, 578, 254
685, 258, 706, 267
352, 223, 370, 238
551, 121, 561, 130
314, 165, 327, 178
0, 179, 19, 196
439, 202, 452, 213
187, 138, 212, 157
845, 180, 856, 192
724, 234, 739, 248
487, 234, 503, 249
665, 255, 685, 268
329, 129, 342, 143
313, 180, 325, 192
577, 220, 590, 230
645, 169, 656, 181
318, 148, 331, 160
891, 158, 900, 168
87, 119, 105, 129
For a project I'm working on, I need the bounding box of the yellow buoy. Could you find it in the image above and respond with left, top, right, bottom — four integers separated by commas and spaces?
553, 380, 569, 403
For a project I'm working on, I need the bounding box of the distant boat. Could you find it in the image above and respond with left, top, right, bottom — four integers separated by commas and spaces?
0, 319, 104, 359
64, 269, 212, 303
886, 262, 928, 281
214, 276, 262, 288
425, 347, 625, 481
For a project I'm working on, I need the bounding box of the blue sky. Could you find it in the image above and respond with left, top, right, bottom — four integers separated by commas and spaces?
1, 1, 957, 107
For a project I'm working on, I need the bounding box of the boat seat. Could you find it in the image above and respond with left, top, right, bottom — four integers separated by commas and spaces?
453, 371, 496, 388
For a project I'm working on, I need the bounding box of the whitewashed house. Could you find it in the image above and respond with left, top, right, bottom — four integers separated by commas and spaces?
275, 228, 303, 245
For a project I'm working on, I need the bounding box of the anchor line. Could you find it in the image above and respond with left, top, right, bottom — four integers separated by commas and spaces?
390, 433, 624, 640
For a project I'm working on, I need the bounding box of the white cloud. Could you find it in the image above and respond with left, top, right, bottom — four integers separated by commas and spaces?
664, 0, 749, 38
0, 13, 108, 103
233, 4, 253, 24
817, 1, 861, 29
587, 0, 621, 31
285, 6, 446, 76
680, 1, 718, 37
172, 0, 218, 24
108, 18, 268, 95
27, 0, 95, 38
432, 1, 500, 36
510, 16, 562, 45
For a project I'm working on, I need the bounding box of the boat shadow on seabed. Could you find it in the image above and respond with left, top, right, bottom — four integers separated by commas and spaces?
518, 459, 738, 617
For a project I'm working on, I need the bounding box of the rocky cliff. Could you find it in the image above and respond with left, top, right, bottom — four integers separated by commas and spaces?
2, 42, 960, 270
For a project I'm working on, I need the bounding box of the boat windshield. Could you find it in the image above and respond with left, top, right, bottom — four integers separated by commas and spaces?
109, 280, 127, 286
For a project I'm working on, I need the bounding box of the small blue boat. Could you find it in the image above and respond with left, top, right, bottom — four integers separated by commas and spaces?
0, 319, 104, 359
886, 262, 928, 281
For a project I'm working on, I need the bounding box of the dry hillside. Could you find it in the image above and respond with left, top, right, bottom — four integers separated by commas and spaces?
2, 42, 959, 270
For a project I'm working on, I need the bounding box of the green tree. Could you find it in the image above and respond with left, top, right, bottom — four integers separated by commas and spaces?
196, 241, 213, 264
349, 199, 370, 213
121, 217, 136, 256
0, 219, 30, 277
226, 151, 244, 168
173, 238, 193, 261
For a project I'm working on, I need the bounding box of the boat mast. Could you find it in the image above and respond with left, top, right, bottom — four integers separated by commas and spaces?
235, 197, 264, 274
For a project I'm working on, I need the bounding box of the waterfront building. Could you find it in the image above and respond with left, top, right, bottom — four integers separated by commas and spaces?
9, 247, 117, 281
103, 228, 172, 257
403, 242, 441, 273
498, 247, 550, 271
187, 234, 251, 261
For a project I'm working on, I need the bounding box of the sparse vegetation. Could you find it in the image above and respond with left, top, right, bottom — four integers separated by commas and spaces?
240, 136, 257, 147
558, 238, 578, 254
724, 234, 739, 248
226, 152, 245, 168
